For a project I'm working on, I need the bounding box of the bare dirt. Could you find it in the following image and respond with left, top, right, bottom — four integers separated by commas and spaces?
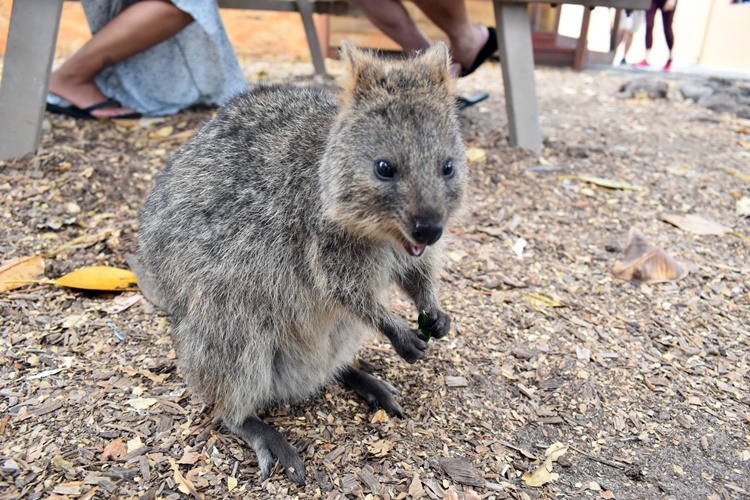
1, 59, 749, 500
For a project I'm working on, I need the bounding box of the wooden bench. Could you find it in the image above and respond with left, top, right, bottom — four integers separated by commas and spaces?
0, 0, 648, 161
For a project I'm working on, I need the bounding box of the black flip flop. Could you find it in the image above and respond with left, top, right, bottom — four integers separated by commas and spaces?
461, 27, 499, 77
456, 92, 490, 111
46, 98, 142, 120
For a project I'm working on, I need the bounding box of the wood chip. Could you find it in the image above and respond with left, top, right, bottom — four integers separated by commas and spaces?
438, 457, 487, 487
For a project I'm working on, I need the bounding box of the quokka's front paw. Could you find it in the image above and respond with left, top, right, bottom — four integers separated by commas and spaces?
390, 329, 428, 364
420, 308, 451, 340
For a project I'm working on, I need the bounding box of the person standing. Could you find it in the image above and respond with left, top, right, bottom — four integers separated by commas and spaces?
613, 9, 644, 66
635, 0, 677, 71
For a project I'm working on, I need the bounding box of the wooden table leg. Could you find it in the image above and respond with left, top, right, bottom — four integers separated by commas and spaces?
296, 0, 328, 76
0, 0, 64, 161
493, 1, 542, 155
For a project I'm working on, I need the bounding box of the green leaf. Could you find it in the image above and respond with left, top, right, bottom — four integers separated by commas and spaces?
417, 310, 431, 342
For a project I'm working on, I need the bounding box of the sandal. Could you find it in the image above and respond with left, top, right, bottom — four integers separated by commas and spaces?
46, 98, 142, 120
461, 27, 499, 77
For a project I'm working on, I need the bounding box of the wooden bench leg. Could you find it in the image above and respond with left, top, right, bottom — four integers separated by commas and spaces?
296, 0, 327, 76
0, 0, 64, 161
574, 6, 593, 71
493, 1, 542, 155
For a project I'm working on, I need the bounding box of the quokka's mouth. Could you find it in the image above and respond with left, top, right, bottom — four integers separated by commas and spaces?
404, 241, 427, 257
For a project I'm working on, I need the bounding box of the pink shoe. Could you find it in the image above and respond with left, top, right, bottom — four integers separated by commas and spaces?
663, 59, 672, 71
634, 59, 650, 67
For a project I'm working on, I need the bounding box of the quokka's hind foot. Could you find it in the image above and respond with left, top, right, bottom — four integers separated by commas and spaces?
339, 366, 405, 419
227, 416, 306, 486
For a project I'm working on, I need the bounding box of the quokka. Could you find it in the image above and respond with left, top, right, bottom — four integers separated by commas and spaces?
136, 41, 467, 485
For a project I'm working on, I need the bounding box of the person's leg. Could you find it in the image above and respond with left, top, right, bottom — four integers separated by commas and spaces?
640, 0, 658, 64
409, 0, 489, 73
621, 30, 634, 63
660, 2, 676, 64
49, 0, 193, 117
348, 0, 431, 55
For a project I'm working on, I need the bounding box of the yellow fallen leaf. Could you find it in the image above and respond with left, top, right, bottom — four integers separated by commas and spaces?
149, 125, 174, 138
227, 476, 238, 492
0, 255, 45, 292
727, 169, 750, 181
661, 213, 731, 236
562, 175, 642, 191
544, 442, 569, 461
467, 147, 487, 163
521, 457, 558, 487
522, 293, 565, 308
522, 442, 568, 487
127, 436, 145, 454
127, 398, 158, 410
53, 266, 138, 292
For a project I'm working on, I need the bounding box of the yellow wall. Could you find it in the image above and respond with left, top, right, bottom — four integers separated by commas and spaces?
699, 0, 750, 71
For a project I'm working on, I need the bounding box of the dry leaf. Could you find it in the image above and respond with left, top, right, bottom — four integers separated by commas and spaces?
53, 481, 83, 495
368, 439, 393, 458
600, 491, 616, 499
564, 175, 642, 191
467, 147, 487, 163
128, 398, 158, 410
737, 197, 750, 217
227, 476, 238, 492
170, 459, 204, 500
661, 213, 731, 235
0, 255, 45, 292
149, 125, 174, 138
523, 293, 565, 308
178, 450, 206, 465
612, 228, 689, 284
408, 474, 423, 497
100, 438, 127, 461
127, 437, 145, 454
370, 409, 389, 424
53, 266, 139, 292
544, 442, 569, 461
521, 443, 568, 487
103, 293, 143, 314
521, 458, 558, 487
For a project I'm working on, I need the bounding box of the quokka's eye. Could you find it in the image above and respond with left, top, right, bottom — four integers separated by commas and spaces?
374, 159, 396, 180
442, 159, 455, 178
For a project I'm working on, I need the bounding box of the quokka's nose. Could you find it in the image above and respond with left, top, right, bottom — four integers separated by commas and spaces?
412, 219, 443, 246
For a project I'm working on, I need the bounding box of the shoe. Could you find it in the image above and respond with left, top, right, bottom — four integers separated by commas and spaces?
634, 59, 650, 67
663, 59, 672, 71
456, 92, 490, 111
461, 27, 499, 77
46, 98, 142, 120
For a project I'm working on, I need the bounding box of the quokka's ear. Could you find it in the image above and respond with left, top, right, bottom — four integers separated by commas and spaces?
340, 40, 386, 100
417, 41, 451, 83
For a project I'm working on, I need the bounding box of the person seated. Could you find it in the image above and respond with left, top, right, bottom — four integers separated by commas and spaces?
46, 0, 248, 119
349, 0, 498, 77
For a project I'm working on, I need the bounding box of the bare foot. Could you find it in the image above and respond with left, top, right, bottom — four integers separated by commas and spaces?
450, 25, 490, 74
48, 71, 138, 118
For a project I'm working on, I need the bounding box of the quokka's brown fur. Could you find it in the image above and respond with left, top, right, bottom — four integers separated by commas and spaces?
136, 42, 467, 485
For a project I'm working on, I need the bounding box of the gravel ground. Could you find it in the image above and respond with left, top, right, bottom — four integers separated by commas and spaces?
1, 58, 749, 500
